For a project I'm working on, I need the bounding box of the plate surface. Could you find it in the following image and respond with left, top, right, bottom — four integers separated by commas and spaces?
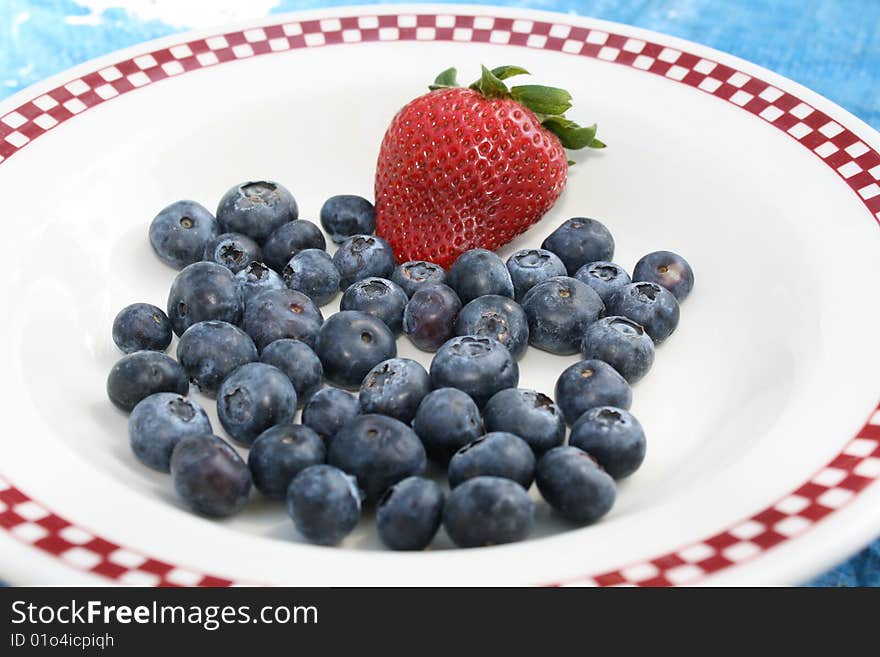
1, 4, 879, 587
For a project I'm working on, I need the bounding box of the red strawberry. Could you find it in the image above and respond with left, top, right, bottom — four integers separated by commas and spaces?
375, 65, 604, 269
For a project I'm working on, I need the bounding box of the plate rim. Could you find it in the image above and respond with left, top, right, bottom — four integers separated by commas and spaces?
1, 3, 878, 587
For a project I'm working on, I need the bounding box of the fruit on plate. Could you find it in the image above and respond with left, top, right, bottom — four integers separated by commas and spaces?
579, 316, 655, 384
482, 388, 565, 456
301, 387, 360, 444
506, 248, 567, 301
326, 414, 427, 503
315, 310, 397, 389
429, 335, 519, 408
170, 434, 252, 518
248, 424, 326, 500
555, 359, 632, 425
535, 446, 616, 524
215, 362, 298, 446
320, 194, 376, 243
443, 476, 535, 548
632, 250, 695, 302
358, 357, 432, 423
374, 65, 605, 268
282, 248, 341, 306
112, 302, 173, 354
569, 406, 647, 480
216, 180, 298, 243
287, 464, 361, 546
176, 320, 258, 397
259, 338, 324, 408
106, 350, 189, 412
109, 144, 699, 548
128, 393, 212, 473
455, 294, 529, 359
391, 260, 447, 297
340, 277, 409, 334
203, 232, 262, 274
377, 477, 445, 551
447, 432, 536, 490
402, 283, 462, 352
412, 387, 485, 464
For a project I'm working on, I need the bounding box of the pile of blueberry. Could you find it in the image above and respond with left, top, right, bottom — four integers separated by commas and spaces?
107, 179, 694, 550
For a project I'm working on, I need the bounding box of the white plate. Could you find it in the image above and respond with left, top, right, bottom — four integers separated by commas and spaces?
1, 4, 879, 587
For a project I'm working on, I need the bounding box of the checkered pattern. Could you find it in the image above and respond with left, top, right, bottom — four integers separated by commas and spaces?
0, 13, 878, 586
2, 13, 879, 215
0, 478, 233, 586
555, 404, 880, 586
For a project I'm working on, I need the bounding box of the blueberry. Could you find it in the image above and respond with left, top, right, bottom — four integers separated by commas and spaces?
260, 339, 323, 408
106, 351, 189, 412
262, 220, 326, 272
429, 335, 519, 408
359, 358, 431, 423
170, 434, 252, 518
569, 407, 646, 479
391, 261, 447, 298
521, 276, 604, 355
327, 414, 427, 503
128, 393, 212, 472
535, 446, 616, 524
287, 465, 361, 546
632, 251, 695, 302
248, 424, 326, 500
320, 195, 376, 243
402, 283, 462, 352
606, 282, 680, 344
176, 320, 257, 397
167, 261, 243, 336
301, 388, 360, 443
216, 362, 298, 446
483, 388, 565, 456
216, 181, 298, 243
234, 261, 285, 307
332, 235, 396, 289
506, 248, 567, 301
574, 261, 631, 304
149, 200, 219, 269
377, 477, 445, 551
580, 316, 654, 384
203, 232, 262, 274
241, 288, 323, 351
314, 311, 396, 389
448, 249, 514, 304
282, 248, 341, 306
340, 277, 408, 334
112, 303, 172, 354
412, 388, 484, 464
443, 476, 534, 548
541, 217, 615, 275
455, 295, 529, 359
448, 432, 535, 489
554, 359, 632, 425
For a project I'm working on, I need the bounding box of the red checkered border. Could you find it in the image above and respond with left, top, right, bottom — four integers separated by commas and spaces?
1, 13, 878, 587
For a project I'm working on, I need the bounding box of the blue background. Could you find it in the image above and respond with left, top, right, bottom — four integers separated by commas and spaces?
0, 1, 877, 586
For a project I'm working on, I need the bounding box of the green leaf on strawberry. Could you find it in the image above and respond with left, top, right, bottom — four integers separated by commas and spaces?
436, 64, 605, 153
469, 65, 509, 98
510, 85, 573, 116
429, 67, 459, 90
376, 64, 607, 268
489, 65, 530, 80
540, 117, 605, 150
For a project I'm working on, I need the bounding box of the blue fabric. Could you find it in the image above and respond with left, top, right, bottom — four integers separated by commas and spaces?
0, 1, 877, 586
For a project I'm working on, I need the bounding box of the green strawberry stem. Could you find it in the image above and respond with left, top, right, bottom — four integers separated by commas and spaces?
429, 65, 606, 151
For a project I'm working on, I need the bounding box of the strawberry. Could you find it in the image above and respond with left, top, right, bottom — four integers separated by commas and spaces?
374, 65, 604, 269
